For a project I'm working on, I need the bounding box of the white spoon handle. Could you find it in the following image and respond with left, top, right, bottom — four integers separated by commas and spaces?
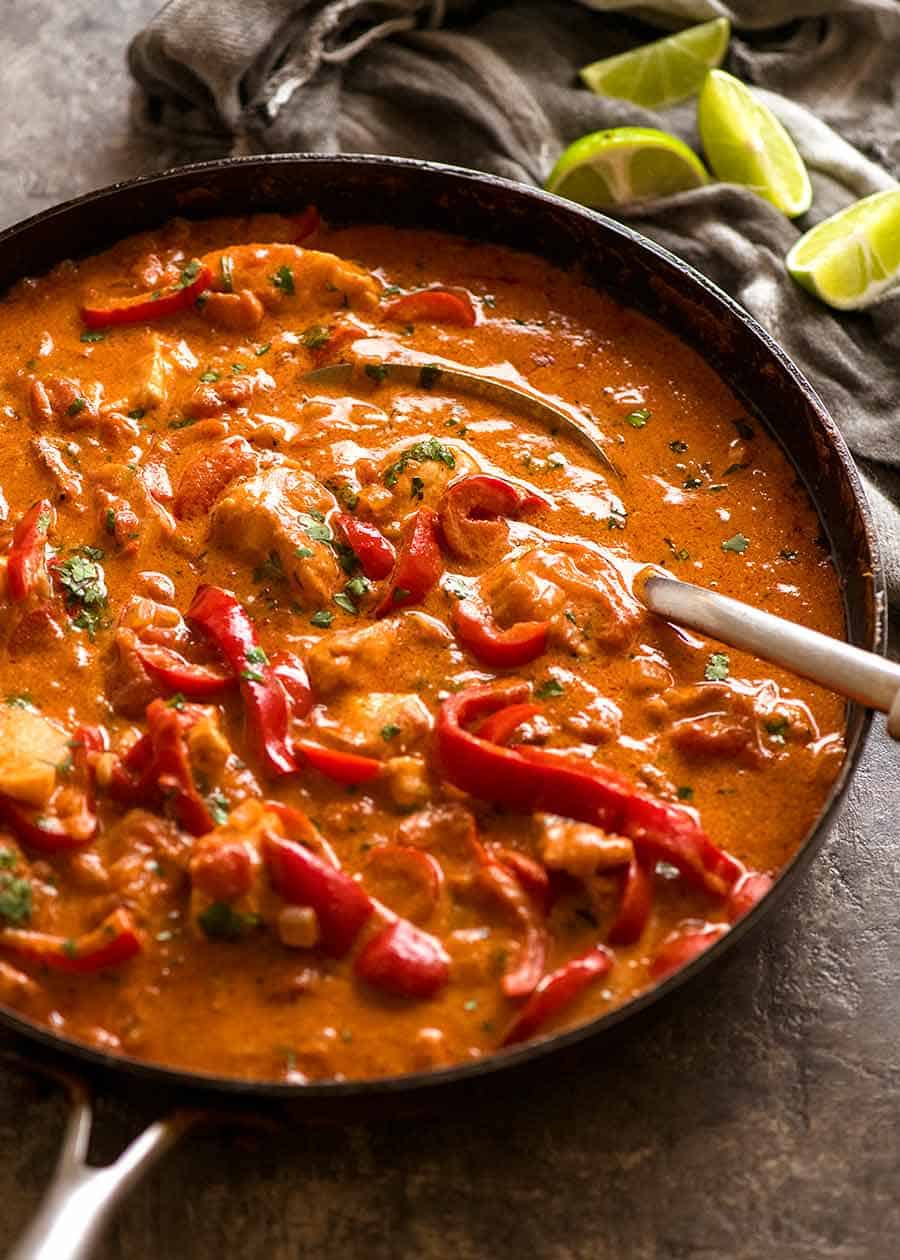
642, 574, 900, 740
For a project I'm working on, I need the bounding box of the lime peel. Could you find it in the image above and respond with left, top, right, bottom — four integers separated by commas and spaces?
545, 127, 709, 210
580, 18, 730, 110
786, 187, 900, 309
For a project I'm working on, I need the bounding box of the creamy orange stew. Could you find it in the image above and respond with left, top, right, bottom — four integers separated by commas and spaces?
0, 212, 845, 1080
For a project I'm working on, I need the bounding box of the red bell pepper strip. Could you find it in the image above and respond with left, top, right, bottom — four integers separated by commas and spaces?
7, 500, 54, 602
374, 508, 442, 618
438, 474, 546, 560
452, 599, 548, 669
436, 684, 742, 899
0, 724, 102, 854
270, 651, 313, 719
382, 289, 475, 327
334, 514, 396, 580
0, 907, 142, 974
291, 205, 321, 244
727, 871, 773, 922
650, 922, 728, 980
264, 799, 341, 869
187, 585, 295, 777
134, 642, 236, 699
264, 831, 373, 957
294, 741, 381, 785
474, 703, 541, 748
607, 857, 654, 946
502, 946, 613, 1046
354, 917, 451, 999
363, 844, 443, 924
81, 262, 212, 330
492, 847, 551, 915
109, 699, 213, 836
479, 856, 547, 999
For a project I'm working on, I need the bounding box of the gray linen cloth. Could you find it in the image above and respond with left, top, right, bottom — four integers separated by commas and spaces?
129, 0, 900, 606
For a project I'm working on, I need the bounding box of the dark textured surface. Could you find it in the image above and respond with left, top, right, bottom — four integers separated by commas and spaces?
1, 5, 899, 1258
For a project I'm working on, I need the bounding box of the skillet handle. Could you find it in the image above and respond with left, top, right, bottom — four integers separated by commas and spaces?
7, 1078, 191, 1260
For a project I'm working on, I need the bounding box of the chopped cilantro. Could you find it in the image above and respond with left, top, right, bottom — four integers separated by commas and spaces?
56, 549, 108, 640
677, 785, 694, 801
443, 574, 473, 601
231, 362, 247, 374
0, 849, 16, 870
334, 593, 357, 614
344, 576, 371, 601
219, 254, 234, 293
419, 364, 442, 389
240, 668, 265, 684
463, 998, 479, 1012
683, 477, 703, 490
302, 324, 331, 350
535, 678, 564, 699
663, 537, 690, 562
669, 440, 688, 454
198, 901, 261, 941
365, 362, 389, 384
199, 369, 221, 384
166, 693, 187, 711
104, 507, 116, 535
779, 548, 798, 561
80, 331, 105, 343
252, 551, 285, 584
410, 475, 425, 501
384, 437, 456, 488
245, 646, 268, 666
128, 408, 145, 421
62, 938, 79, 959
705, 652, 730, 682
255, 342, 271, 357
625, 408, 651, 428
5, 694, 34, 710
381, 723, 401, 741
765, 716, 790, 743
392, 587, 410, 603
271, 264, 295, 296
179, 260, 202, 288
607, 507, 627, 530
169, 415, 199, 429
294, 546, 314, 560
310, 610, 333, 628
0, 875, 31, 925
721, 533, 749, 554
66, 397, 87, 417
207, 792, 230, 826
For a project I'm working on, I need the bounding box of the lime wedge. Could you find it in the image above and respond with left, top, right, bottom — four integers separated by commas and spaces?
580, 18, 730, 109
786, 188, 900, 309
545, 127, 709, 210
698, 69, 812, 217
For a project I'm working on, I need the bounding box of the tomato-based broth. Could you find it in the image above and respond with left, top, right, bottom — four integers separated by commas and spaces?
0, 212, 844, 1080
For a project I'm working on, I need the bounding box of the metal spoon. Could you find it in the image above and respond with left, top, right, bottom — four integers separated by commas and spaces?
641, 572, 900, 740
302, 361, 622, 479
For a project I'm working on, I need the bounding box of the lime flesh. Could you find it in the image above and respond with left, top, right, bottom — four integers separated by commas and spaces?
546, 127, 709, 210
698, 69, 812, 218
787, 187, 900, 309
581, 18, 730, 109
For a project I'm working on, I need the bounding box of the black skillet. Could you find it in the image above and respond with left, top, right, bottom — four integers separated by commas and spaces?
0, 155, 883, 1260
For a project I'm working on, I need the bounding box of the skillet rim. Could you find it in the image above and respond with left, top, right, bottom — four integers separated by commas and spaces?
0, 152, 884, 1102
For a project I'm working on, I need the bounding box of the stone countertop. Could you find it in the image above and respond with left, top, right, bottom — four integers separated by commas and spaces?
1, 4, 899, 1258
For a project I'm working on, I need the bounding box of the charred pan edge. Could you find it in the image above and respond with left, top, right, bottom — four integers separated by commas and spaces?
0, 155, 884, 1111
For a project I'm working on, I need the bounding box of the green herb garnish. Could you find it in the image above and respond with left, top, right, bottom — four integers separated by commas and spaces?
198, 901, 261, 941
677, 785, 694, 801
199, 369, 221, 384
625, 408, 651, 428
705, 652, 730, 682
219, 254, 234, 293
419, 364, 442, 389
310, 610, 334, 629
721, 533, 749, 554
384, 436, 456, 488
365, 362, 389, 385
381, 723, 401, 741
80, 331, 105, 343
272, 264, 295, 296
56, 549, 108, 640
302, 324, 331, 350
0, 875, 31, 926
67, 397, 87, 417
207, 792, 230, 826
179, 260, 202, 288
535, 678, 564, 699
334, 593, 357, 614
669, 440, 688, 453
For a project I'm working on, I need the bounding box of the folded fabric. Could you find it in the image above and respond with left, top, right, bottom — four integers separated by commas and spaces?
129, 0, 900, 606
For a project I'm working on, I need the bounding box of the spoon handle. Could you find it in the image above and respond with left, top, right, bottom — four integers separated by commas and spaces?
643, 574, 900, 737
